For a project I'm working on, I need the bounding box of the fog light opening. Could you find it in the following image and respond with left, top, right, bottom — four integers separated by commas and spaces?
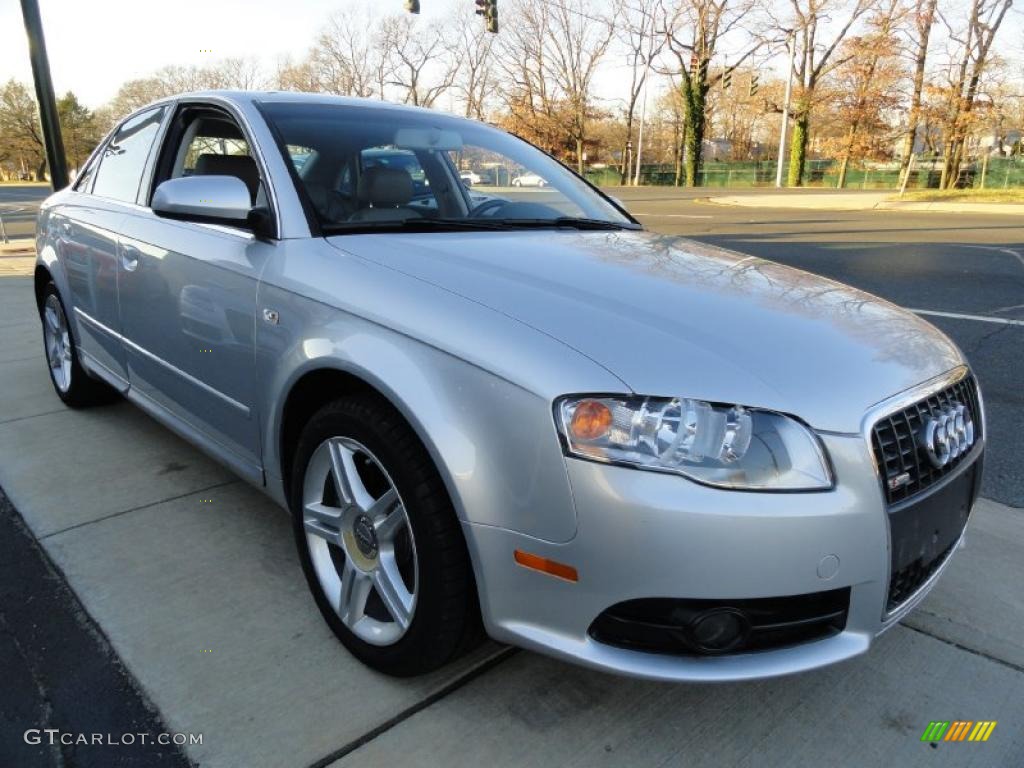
688, 608, 750, 653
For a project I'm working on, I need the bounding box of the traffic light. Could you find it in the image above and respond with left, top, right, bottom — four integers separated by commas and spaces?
749, 73, 759, 98
723, 70, 732, 90
405, 0, 419, 12
475, 0, 498, 33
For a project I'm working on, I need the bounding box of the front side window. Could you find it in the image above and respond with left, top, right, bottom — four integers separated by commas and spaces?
259, 102, 636, 233
92, 107, 165, 203
158, 111, 262, 206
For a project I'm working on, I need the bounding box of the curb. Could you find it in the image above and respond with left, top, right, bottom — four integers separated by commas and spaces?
0, 242, 35, 257
707, 195, 1024, 215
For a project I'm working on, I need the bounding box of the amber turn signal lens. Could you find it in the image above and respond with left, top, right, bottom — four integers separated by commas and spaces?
569, 399, 612, 441
514, 550, 578, 582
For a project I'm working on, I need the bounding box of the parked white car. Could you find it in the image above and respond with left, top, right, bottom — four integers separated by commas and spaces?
459, 170, 482, 186
511, 172, 546, 187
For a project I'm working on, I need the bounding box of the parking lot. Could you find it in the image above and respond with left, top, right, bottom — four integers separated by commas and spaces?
1, 187, 1022, 767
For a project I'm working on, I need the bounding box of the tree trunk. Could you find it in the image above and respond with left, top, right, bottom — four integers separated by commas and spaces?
576, 137, 584, 174
837, 124, 858, 189
682, 81, 707, 187
673, 120, 686, 186
620, 113, 634, 184
787, 109, 810, 187
899, 0, 937, 182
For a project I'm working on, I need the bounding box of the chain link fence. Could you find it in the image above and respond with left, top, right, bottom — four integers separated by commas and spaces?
586, 156, 1024, 190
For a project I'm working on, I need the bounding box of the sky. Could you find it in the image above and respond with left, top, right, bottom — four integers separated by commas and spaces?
2, 0, 344, 107
3, 0, 1022, 112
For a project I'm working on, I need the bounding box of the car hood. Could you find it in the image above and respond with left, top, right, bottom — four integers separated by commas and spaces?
326, 230, 963, 432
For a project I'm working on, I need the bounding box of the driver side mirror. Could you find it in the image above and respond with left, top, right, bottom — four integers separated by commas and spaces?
152, 176, 253, 227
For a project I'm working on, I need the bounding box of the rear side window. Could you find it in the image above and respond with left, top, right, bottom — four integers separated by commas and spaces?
92, 107, 166, 203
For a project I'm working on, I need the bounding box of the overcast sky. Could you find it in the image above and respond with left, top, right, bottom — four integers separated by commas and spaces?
3, 0, 1022, 112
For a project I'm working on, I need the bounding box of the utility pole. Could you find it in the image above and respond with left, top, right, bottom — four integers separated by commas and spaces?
20, 0, 68, 190
632, 14, 656, 187
775, 30, 795, 189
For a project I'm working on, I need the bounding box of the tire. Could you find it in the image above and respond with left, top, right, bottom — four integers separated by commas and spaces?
39, 282, 117, 408
290, 394, 481, 676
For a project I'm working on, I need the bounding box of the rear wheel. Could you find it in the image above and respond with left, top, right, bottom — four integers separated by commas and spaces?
40, 282, 116, 407
290, 395, 481, 676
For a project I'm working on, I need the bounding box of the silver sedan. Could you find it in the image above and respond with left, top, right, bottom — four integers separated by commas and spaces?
33, 91, 985, 680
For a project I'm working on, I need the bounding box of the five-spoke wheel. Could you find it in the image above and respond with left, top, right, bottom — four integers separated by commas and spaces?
42, 293, 72, 393
302, 436, 418, 646
290, 395, 480, 676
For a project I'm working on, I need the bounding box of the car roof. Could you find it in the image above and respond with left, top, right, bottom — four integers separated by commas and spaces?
169, 90, 463, 120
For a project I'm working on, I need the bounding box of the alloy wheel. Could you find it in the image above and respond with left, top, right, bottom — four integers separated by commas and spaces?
43, 294, 72, 393
302, 436, 418, 646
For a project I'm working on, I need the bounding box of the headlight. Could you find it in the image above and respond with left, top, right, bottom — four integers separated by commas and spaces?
555, 395, 832, 491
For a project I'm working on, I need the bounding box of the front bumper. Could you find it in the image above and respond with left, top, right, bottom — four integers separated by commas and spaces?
466, 431, 980, 682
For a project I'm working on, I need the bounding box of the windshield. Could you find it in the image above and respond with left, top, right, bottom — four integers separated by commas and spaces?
258, 101, 637, 233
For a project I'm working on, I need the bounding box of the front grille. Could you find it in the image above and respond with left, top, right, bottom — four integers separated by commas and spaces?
588, 589, 850, 657
887, 541, 956, 611
870, 374, 981, 505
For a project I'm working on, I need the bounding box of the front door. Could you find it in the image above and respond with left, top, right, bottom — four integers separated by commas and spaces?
117, 106, 273, 481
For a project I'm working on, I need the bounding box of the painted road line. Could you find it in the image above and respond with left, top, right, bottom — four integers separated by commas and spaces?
910, 308, 1024, 327
960, 244, 1024, 269
632, 213, 714, 219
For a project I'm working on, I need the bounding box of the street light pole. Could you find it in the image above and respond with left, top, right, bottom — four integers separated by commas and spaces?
632, 16, 656, 187
20, 0, 69, 190
775, 31, 796, 189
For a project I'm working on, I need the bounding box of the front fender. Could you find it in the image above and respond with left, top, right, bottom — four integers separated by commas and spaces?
254, 241, 626, 544
257, 301, 578, 543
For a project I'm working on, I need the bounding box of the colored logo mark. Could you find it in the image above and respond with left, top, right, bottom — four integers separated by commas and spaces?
921, 721, 997, 742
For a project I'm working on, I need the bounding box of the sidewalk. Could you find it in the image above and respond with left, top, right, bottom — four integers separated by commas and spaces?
2, 269, 1024, 766
709, 192, 1024, 215
0, 241, 35, 278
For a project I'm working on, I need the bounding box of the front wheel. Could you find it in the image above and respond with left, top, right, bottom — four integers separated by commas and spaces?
290, 395, 481, 676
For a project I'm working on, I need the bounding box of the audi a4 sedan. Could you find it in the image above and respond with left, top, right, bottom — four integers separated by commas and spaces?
34, 92, 984, 680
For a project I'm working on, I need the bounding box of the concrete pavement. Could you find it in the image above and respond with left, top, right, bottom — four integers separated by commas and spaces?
2, 199, 1023, 766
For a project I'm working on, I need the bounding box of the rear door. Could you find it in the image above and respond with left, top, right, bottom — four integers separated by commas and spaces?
59, 106, 166, 386
116, 104, 274, 482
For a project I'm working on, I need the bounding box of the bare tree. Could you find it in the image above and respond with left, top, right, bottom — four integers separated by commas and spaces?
496, 0, 615, 171
936, 0, 1013, 188
833, 0, 906, 187
780, 0, 877, 186
454, 6, 497, 118
544, 0, 617, 172
616, 0, 664, 182
310, 7, 382, 98
897, 0, 939, 181
660, 0, 765, 187
380, 15, 463, 108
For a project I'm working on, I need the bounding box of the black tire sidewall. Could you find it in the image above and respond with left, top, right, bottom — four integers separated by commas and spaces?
289, 396, 473, 676
40, 282, 97, 407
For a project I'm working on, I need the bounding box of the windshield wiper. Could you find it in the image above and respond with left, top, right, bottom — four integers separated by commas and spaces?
320, 216, 638, 235
321, 218, 509, 235
489, 217, 638, 231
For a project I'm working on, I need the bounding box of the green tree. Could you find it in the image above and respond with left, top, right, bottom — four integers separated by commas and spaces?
57, 91, 103, 172
0, 80, 46, 180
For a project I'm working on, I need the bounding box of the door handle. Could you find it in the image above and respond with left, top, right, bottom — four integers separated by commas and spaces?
121, 245, 140, 272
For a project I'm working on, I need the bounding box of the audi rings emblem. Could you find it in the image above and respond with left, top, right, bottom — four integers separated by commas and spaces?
919, 403, 975, 469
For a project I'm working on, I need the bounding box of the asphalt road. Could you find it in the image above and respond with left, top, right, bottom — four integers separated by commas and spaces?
610, 187, 1024, 508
